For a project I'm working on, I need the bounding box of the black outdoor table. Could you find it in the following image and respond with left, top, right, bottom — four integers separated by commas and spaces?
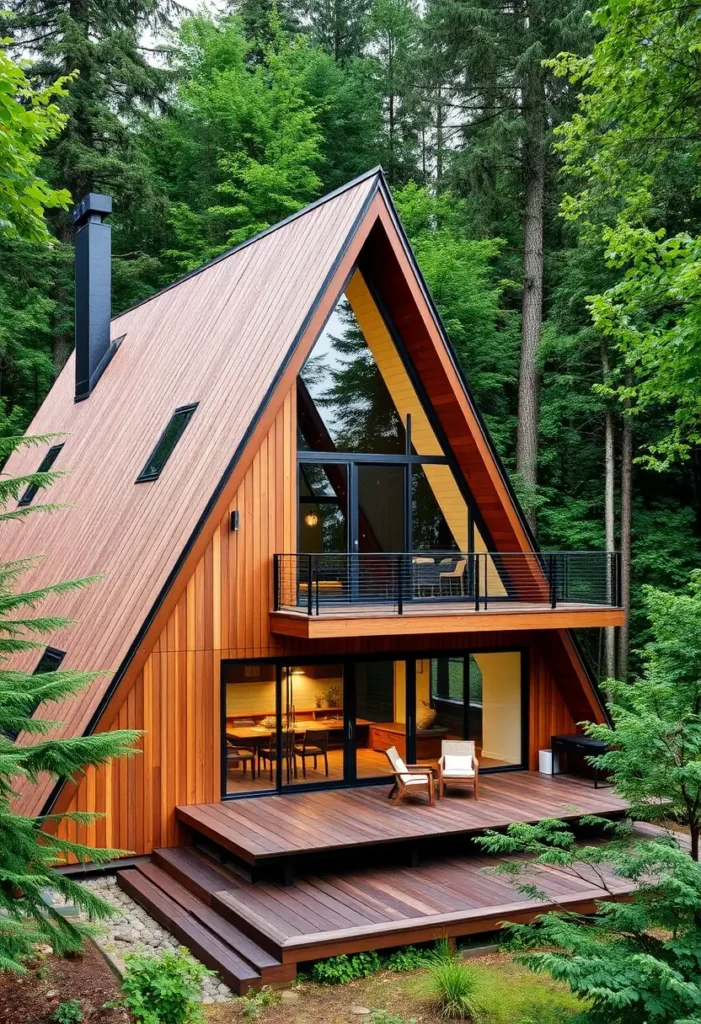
551, 734, 608, 789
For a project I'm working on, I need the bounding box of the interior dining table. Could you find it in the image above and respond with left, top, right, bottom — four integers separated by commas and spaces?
225, 719, 372, 782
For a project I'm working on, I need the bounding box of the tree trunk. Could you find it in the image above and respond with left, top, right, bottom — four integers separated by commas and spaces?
618, 374, 633, 679
601, 342, 616, 681
691, 825, 699, 862
516, 74, 546, 534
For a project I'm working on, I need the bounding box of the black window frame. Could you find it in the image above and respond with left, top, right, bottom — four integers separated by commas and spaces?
135, 403, 198, 483
17, 443, 64, 507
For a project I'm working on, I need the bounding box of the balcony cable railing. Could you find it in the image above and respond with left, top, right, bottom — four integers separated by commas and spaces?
273, 551, 622, 617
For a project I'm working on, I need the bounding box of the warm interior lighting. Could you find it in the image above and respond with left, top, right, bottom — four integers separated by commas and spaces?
304, 511, 319, 527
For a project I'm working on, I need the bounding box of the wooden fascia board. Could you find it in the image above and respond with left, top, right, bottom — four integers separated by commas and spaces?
269, 608, 626, 639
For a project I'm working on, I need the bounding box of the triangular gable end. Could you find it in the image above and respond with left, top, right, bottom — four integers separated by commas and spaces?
10, 170, 605, 821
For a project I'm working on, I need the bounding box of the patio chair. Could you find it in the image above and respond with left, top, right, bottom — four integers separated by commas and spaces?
437, 740, 479, 799
413, 558, 441, 597
294, 729, 330, 778
439, 557, 467, 596
384, 745, 435, 805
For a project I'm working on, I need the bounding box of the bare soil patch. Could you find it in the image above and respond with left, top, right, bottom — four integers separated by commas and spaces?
0, 941, 129, 1024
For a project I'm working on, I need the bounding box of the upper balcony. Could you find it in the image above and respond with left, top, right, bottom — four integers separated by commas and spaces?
270, 550, 625, 638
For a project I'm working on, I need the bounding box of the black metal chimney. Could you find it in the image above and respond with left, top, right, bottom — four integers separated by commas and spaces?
73, 192, 116, 401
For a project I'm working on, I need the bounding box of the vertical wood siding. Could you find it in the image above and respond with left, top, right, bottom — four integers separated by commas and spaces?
55, 384, 579, 855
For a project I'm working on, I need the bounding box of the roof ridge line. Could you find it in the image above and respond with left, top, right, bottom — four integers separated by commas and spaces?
112, 167, 385, 322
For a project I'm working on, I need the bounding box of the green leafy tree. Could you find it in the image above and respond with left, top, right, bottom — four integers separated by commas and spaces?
145, 12, 324, 273
476, 575, 701, 1020
0, 434, 137, 972
0, 39, 71, 242
549, 0, 701, 469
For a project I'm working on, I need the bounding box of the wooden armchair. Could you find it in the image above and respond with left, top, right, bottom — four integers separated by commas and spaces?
384, 745, 436, 805
437, 740, 479, 799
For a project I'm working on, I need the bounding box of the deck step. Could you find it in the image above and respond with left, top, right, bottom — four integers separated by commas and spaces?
117, 865, 294, 991
152, 846, 287, 958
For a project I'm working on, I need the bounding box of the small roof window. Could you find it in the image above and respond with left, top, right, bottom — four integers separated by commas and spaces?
17, 443, 64, 507
6, 647, 65, 741
136, 404, 198, 483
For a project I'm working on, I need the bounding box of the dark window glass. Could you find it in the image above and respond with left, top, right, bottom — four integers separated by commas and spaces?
136, 404, 198, 482
17, 444, 64, 507
412, 465, 465, 552
298, 297, 406, 455
299, 464, 348, 553
6, 647, 65, 741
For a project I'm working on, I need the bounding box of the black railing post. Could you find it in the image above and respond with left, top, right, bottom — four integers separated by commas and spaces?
307, 554, 313, 616
549, 553, 557, 608
315, 566, 320, 616
474, 553, 480, 611
397, 555, 404, 615
616, 551, 622, 607
483, 554, 488, 610
273, 554, 280, 611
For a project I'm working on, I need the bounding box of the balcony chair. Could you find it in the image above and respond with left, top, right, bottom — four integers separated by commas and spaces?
294, 729, 330, 778
440, 557, 467, 596
413, 558, 441, 597
225, 738, 256, 779
259, 731, 296, 782
437, 740, 479, 799
384, 745, 436, 805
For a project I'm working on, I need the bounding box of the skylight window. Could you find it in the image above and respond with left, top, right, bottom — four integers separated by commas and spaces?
6, 647, 65, 741
136, 404, 198, 482
17, 443, 64, 506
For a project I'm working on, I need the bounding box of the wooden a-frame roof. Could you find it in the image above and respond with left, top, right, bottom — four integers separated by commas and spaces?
4, 168, 604, 816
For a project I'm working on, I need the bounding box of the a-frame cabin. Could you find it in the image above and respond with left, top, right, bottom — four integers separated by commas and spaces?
5, 170, 626, 987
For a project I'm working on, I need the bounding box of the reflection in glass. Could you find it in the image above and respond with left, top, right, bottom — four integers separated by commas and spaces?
298, 296, 406, 455
412, 465, 465, 551
357, 465, 406, 553
299, 464, 348, 553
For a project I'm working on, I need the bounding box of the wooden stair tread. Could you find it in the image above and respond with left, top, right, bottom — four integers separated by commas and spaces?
117, 867, 276, 992
137, 861, 281, 972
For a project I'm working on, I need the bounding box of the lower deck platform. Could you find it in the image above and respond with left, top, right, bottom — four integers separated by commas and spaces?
176, 772, 629, 867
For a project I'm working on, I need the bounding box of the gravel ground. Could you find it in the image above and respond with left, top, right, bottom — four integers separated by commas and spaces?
80, 873, 235, 1005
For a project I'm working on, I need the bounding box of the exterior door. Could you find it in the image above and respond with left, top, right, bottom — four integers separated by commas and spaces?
351, 463, 407, 604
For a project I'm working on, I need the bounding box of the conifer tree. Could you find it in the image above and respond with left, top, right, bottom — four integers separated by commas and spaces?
0, 434, 137, 973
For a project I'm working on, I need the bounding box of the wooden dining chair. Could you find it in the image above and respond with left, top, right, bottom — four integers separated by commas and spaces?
259, 731, 296, 782
225, 738, 256, 779
294, 729, 330, 778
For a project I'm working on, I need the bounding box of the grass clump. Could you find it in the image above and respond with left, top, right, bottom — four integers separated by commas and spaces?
425, 941, 480, 1020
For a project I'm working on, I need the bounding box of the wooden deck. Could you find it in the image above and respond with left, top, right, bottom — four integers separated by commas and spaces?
117, 833, 634, 989
176, 772, 628, 867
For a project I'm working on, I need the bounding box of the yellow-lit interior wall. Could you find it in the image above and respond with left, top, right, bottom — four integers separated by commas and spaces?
475, 651, 522, 764
346, 270, 505, 596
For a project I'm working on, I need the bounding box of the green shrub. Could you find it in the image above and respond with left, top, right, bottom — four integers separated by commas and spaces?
370, 1011, 418, 1024
240, 986, 280, 1020
51, 1000, 83, 1024
311, 950, 382, 984
426, 945, 480, 1020
119, 946, 213, 1024
384, 945, 435, 972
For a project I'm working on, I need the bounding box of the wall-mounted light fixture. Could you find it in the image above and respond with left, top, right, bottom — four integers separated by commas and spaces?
304, 511, 319, 527
230, 510, 239, 531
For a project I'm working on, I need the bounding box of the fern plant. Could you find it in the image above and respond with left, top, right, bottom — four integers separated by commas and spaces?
0, 434, 138, 972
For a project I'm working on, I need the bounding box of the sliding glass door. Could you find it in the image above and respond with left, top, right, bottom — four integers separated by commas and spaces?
222, 650, 525, 798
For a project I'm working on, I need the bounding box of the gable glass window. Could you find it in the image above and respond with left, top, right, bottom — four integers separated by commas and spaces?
17, 444, 64, 507
136, 404, 198, 482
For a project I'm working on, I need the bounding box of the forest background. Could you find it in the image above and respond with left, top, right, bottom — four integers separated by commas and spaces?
1, 0, 698, 680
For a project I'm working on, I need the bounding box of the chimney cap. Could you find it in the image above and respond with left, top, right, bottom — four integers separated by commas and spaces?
72, 193, 112, 227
